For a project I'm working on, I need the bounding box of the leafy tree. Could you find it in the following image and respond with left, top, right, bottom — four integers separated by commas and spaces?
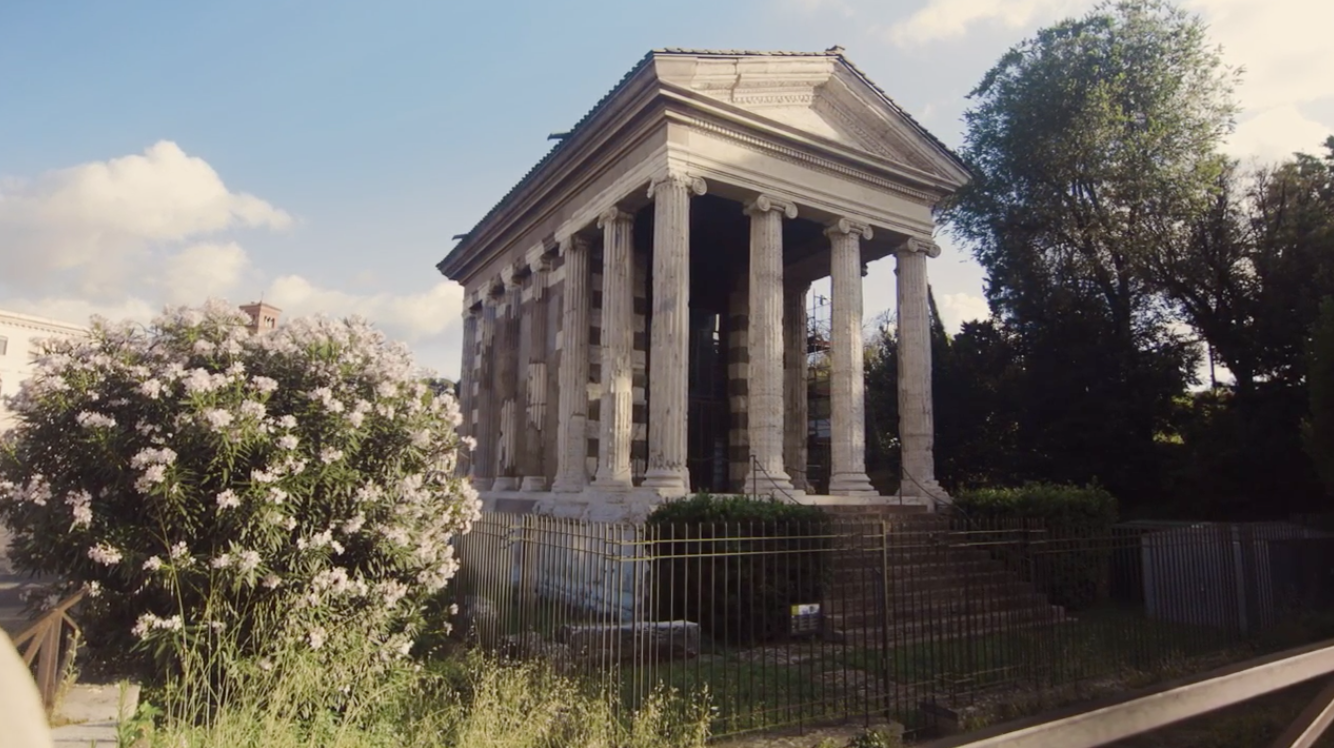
1306, 297, 1334, 496
945, 0, 1234, 506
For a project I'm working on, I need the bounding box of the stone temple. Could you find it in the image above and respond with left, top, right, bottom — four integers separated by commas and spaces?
437, 48, 970, 521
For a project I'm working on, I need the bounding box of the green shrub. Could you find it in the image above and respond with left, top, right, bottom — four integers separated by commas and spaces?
953, 483, 1118, 610
646, 494, 830, 646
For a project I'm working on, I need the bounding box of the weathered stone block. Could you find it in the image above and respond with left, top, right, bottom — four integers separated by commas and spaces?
559, 620, 700, 662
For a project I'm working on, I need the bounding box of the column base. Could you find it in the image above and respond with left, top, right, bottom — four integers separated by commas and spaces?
491, 476, 519, 491
900, 479, 951, 510
590, 475, 634, 493
640, 469, 690, 497
550, 477, 588, 494
829, 472, 879, 497
519, 476, 548, 492
744, 474, 799, 499
471, 477, 495, 491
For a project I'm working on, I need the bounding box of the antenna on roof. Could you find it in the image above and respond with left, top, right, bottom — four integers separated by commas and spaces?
826, 45, 845, 54
547, 131, 572, 141
451, 234, 468, 241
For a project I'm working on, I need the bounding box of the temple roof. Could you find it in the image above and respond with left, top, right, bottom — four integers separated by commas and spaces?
439, 48, 969, 279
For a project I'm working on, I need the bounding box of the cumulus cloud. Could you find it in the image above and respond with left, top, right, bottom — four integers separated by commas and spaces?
936, 292, 991, 332
0, 142, 466, 374
883, 0, 1079, 48
264, 276, 465, 342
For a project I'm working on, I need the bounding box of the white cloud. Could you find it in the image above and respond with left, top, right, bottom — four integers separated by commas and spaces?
1227, 106, 1332, 164
265, 275, 465, 343
936, 292, 991, 332
883, 0, 1079, 48
0, 143, 466, 375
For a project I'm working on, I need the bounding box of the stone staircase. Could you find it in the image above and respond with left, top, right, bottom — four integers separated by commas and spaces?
818, 507, 1067, 646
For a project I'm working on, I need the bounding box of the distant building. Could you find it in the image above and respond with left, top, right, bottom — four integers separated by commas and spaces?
0, 310, 87, 433
239, 302, 281, 334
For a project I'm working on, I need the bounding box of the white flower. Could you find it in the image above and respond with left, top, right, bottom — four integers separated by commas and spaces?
131, 613, 184, 639
277, 415, 297, 429
210, 553, 232, 569
169, 541, 190, 563
216, 490, 241, 510
236, 550, 261, 573
261, 574, 282, 589
276, 434, 299, 450
202, 408, 234, 431
411, 430, 431, 448
341, 514, 366, 534
252, 376, 279, 395
87, 543, 122, 566
65, 490, 92, 528
225, 361, 245, 376
238, 400, 266, 420
75, 411, 116, 429
258, 658, 273, 671
183, 368, 226, 394
319, 447, 343, 464
85, 581, 102, 598
138, 379, 165, 399
143, 556, 163, 572
307, 626, 327, 650
348, 411, 365, 428
266, 488, 288, 504
131, 447, 178, 469
193, 339, 216, 355
135, 464, 167, 492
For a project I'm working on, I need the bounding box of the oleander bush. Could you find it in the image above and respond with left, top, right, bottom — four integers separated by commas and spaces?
0, 300, 481, 690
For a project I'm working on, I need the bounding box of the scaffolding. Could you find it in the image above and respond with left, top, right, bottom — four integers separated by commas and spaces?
806, 293, 832, 494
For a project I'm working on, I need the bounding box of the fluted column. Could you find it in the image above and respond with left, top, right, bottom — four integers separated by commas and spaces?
457, 304, 480, 478
472, 295, 500, 491
642, 172, 706, 495
783, 281, 811, 492
897, 237, 947, 503
593, 207, 635, 491
827, 219, 878, 497
744, 195, 797, 494
553, 235, 591, 492
491, 273, 523, 491
520, 256, 553, 491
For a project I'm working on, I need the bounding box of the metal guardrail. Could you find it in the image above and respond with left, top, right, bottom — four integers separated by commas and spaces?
919, 638, 1334, 748
11, 589, 84, 712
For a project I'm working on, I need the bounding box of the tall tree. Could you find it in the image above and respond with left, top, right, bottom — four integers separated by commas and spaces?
945, 0, 1235, 504
1305, 298, 1334, 497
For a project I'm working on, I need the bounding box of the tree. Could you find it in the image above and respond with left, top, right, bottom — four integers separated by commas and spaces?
0, 302, 479, 687
945, 0, 1235, 505
1306, 298, 1334, 496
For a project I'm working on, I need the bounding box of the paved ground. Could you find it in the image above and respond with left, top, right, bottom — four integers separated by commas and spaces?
50, 682, 139, 747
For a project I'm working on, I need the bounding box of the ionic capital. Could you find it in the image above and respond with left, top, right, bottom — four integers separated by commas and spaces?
744, 194, 798, 219
824, 218, 874, 241
556, 232, 593, 256
901, 236, 942, 258
597, 206, 634, 229
647, 172, 707, 200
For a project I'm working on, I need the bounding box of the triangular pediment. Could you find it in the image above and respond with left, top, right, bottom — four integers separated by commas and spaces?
656, 54, 964, 184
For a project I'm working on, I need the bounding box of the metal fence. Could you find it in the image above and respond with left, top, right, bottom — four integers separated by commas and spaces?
445, 512, 1334, 739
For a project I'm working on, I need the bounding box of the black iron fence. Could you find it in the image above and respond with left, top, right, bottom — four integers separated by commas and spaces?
445, 512, 1334, 739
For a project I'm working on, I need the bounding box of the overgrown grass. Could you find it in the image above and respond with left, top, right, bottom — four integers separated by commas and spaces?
126, 648, 711, 748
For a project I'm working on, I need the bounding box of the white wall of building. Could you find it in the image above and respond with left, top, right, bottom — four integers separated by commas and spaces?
0, 310, 86, 433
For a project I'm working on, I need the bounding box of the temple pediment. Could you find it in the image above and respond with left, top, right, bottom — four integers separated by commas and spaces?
653, 52, 962, 181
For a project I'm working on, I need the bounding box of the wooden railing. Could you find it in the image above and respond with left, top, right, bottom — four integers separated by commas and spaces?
919, 638, 1334, 748
10, 589, 84, 712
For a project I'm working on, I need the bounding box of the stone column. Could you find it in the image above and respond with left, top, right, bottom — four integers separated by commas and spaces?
520, 256, 553, 491
457, 304, 480, 478
897, 237, 947, 503
744, 195, 797, 495
642, 172, 706, 495
827, 219, 878, 497
783, 281, 811, 492
491, 274, 523, 492
592, 208, 635, 491
472, 295, 500, 491
553, 235, 591, 493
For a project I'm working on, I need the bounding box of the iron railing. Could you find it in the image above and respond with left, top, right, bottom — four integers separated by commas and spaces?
447, 512, 1334, 740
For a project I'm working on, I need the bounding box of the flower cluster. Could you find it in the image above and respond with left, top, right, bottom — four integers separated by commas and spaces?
0, 300, 478, 680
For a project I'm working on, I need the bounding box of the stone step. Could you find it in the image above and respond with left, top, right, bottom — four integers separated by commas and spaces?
826, 590, 1054, 627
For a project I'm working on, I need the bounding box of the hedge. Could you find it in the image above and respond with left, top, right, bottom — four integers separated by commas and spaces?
646, 494, 830, 645
953, 483, 1118, 610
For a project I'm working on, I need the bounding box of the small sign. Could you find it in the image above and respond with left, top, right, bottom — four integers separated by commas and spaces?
790, 603, 822, 636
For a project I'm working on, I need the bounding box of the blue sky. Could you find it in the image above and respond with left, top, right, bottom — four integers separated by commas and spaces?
2, 0, 1329, 376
